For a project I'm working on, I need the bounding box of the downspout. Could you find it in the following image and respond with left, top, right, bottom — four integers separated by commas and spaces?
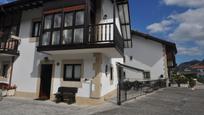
9, 56, 15, 87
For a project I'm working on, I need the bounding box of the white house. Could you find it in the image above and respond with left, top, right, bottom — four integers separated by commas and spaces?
0, 0, 177, 105
0, 0, 132, 105
124, 30, 177, 82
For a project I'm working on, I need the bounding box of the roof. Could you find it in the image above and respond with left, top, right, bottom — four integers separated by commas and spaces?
0, 0, 46, 13
131, 30, 177, 53
192, 65, 204, 69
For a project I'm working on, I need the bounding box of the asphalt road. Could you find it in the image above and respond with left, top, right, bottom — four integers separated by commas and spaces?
0, 84, 204, 115
93, 85, 204, 115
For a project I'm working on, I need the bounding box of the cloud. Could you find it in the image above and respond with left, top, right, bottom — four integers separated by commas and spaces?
163, 0, 204, 8
177, 46, 203, 56
146, 20, 173, 33
169, 8, 204, 42
147, 5, 204, 47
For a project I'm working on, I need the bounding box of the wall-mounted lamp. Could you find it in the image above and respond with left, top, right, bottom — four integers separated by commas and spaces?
44, 57, 49, 62
103, 14, 108, 20
56, 62, 60, 66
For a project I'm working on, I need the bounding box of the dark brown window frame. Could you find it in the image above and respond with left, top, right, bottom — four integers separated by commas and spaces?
110, 66, 113, 81
2, 64, 9, 78
32, 21, 41, 37
41, 8, 85, 46
63, 64, 81, 81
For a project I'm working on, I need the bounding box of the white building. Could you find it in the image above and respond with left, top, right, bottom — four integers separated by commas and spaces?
124, 31, 177, 82
0, 0, 131, 105
0, 0, 176, 105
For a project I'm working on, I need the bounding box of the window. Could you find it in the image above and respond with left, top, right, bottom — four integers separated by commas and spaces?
32, 21, 41, 37
41, 10, 85, 46
64, 64, 81, 81
2, 64, 9, 78
63, 10, 85, 44
41, 13, 62, 46
110, 66, 113, 81
144, 72, 150, 79
129, 56, 133, 61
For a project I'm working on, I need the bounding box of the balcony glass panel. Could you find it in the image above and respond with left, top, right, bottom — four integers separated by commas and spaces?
64, 12, 73, 27
54, 14, 62, 28
124, 4, 129, 23
74, 28, 83, 43
44, 15, 52, 29
52, 31, 60, 45
75, 11, 84, 25
62, 29, 72, 44
42, 32, 51, 46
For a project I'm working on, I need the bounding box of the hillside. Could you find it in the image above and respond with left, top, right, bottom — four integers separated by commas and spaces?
176, 59, 204, 72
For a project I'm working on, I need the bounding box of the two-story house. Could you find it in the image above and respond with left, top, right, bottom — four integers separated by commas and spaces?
0, 0, 131, 105
124, 31, 177, 84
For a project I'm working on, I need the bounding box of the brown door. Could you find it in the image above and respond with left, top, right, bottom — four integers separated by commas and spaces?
39, 64, 52, 100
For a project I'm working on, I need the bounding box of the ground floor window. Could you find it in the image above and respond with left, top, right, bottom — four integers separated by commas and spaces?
1, 64, 9, 78
63, 64, 81, 81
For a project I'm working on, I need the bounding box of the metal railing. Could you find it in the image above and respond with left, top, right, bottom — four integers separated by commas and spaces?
117, 63, 167, 105
0, 38, 19, 54
39, 23, 124, 53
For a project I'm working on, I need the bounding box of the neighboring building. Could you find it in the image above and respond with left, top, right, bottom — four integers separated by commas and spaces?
0, 0, 131, 105
124, 31, 177, 82
191, 65, 204, 77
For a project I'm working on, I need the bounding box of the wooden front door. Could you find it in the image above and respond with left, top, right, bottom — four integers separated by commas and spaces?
39, 64, 52, 100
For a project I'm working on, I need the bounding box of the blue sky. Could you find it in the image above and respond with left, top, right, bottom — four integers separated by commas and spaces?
1, 0, 204, 64
129, 0, 204, 64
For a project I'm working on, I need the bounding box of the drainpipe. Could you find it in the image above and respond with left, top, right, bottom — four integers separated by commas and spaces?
9, 56, 14, 87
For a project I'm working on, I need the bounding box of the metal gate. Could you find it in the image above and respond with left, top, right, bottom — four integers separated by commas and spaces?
117, 63, 167, 105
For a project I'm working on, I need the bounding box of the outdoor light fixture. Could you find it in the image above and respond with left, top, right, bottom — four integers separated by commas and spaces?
56, 62, 60, 66
44, 57, 49, 62
103, 14, 108, 20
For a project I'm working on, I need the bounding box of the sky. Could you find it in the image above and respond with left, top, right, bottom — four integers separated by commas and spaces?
1, 0, 204, 64
129, 0, 204, 64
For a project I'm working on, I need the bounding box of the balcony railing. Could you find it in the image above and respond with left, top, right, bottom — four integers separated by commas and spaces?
0, 38, 19, 55
37, 23, 124, 54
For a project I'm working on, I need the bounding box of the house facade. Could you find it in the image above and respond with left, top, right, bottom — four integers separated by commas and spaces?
0, 0, 131, 105
124, 31, 177, 82
0, 0, 177, 105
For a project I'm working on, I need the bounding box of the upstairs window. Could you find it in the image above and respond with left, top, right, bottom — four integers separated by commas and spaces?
32, 21, 41, 37
41, 7, 85, 46
63, 10, 85, 45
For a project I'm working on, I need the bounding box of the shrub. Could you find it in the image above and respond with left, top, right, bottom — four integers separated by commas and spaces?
173, 75, 188, 87
189, 78, 196, 88
197, 77, 204, 84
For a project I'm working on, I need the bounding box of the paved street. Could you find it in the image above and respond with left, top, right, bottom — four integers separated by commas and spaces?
0, 84, 204, 115
93, 84, 204, 115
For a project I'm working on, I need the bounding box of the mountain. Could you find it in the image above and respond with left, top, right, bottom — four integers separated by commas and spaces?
176, 59, 204, 73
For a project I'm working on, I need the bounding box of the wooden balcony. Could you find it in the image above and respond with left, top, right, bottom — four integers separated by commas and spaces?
37, 23, 124, 56
0, 39, 20, 56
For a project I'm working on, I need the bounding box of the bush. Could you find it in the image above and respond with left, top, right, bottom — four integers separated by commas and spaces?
197, 77, 204, 84
189, 78, 196, 88
173, 75, 188, 87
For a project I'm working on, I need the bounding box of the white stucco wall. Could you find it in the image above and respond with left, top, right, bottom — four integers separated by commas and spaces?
124, 35, 167, 81
12, 8, 46, 92
10, 3, 123, 99
51, 53, 95, 98
101, 55, 123, 96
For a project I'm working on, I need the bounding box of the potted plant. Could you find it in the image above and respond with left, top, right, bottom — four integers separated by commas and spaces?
6, 84, 17, 96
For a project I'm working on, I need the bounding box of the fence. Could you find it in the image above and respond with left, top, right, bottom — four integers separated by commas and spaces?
117, 63, 167, 105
